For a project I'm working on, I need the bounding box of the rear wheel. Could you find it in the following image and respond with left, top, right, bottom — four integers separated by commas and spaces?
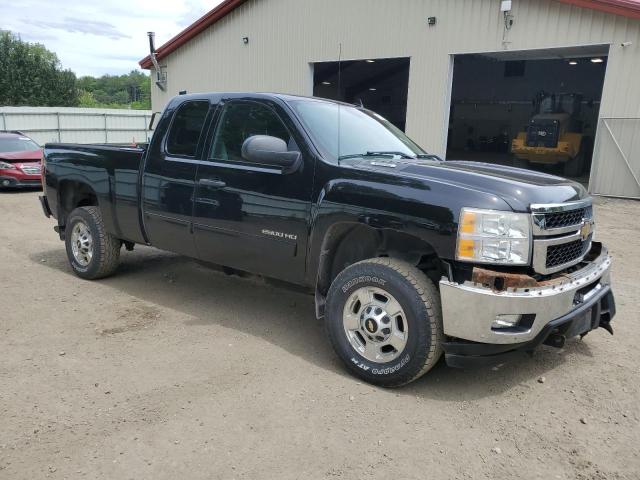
325, 258, 443, 387
65, 206, 121, 279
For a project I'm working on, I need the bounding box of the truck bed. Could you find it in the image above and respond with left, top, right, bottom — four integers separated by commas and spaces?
43, 143, 147, 244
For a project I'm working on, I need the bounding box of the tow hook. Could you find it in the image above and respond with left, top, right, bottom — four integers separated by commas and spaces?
544, 332, 566, 348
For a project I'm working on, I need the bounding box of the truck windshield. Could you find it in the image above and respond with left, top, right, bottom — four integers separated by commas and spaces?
289, 100, 427, 161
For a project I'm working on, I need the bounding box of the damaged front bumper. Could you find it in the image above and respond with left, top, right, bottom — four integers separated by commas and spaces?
439, 242, 615, 368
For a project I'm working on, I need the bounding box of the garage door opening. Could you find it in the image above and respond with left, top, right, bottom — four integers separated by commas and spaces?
446, 45, 609, 184
313, 57, 410, 131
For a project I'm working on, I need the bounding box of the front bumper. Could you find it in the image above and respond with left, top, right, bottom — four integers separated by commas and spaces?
511, 137, 577, 164
439, 244, 614, 366
0, 175, 41, 188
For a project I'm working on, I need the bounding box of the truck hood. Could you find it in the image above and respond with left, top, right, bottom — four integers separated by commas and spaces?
349, 158, 588, 212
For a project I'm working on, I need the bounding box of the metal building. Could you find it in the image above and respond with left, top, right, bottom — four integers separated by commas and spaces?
139, 0, 640, 198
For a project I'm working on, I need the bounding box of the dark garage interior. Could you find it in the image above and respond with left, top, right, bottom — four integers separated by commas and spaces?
313, 57, 410, 131
446, 46, 608, 184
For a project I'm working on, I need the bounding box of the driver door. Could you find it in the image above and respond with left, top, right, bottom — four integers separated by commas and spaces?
192, 98, 314, 284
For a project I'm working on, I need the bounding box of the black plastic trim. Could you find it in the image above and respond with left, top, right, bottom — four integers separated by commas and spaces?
39, 195, 52, 218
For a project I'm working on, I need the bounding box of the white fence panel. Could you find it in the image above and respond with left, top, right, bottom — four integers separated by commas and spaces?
0, 107, 152, 145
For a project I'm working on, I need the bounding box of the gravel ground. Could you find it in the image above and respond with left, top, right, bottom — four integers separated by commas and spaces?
1, 190, 639, 480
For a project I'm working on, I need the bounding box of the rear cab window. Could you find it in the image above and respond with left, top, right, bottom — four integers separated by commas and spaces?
165, 101, 210, 157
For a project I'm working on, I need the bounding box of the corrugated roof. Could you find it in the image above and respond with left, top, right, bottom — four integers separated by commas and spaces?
138, 0, 640, 69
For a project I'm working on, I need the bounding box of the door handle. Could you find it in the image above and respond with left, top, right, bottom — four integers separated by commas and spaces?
199, 178, 226, 189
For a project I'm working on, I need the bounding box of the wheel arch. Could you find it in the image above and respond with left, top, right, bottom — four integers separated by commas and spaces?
313, 222, 445, 318
56, 180, 100, 237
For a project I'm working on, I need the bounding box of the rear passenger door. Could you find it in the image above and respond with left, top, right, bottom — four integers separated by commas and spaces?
193, 98, 314, 284
141, 100, 209, 257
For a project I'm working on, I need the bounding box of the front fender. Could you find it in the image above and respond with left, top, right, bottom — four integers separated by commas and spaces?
305, 175, 511, 287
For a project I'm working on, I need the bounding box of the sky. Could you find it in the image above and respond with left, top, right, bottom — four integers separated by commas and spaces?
0, 0, 224, 77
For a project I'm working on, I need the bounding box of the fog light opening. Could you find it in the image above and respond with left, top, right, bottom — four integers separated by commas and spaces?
492, 313, 536, 332
492, 314, 522, 330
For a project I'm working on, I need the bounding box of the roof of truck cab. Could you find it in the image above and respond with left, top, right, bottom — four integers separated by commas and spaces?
139, 0, 640, 69
169, 92, 350, 106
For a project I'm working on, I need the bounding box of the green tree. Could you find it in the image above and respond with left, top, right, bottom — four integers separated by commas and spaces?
0, 31, 78, 106
77, 70, 151, 110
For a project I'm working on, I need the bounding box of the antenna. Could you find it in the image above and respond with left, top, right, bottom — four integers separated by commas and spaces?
337, 43, 342, 163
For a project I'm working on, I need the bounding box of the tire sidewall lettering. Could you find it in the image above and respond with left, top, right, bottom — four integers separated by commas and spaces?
341, 275, 386, 293
350, 353, 411, 375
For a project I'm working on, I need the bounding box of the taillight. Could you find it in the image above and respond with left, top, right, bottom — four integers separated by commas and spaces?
41, 150, 46, 186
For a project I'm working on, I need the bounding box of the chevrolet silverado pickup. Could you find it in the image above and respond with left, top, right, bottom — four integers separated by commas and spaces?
39, 93, 615, 387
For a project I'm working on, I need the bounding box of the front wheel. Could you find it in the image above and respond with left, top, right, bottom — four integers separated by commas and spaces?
64, 206, 121, 279
325, 258, 443, 387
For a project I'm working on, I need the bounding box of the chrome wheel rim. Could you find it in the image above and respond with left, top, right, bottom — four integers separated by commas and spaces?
342, 286, 408, 363
70, 221, 93, 267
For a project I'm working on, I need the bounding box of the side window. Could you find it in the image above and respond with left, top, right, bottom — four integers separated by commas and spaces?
166, 101, 209, 157
210, 102, 297, 162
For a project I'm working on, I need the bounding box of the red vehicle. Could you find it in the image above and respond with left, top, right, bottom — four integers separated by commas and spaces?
0, 131, 43, 189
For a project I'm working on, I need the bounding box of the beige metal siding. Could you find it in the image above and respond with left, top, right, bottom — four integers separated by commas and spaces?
150, 0, 640, 197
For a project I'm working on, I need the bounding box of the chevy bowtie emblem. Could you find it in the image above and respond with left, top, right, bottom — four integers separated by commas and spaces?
365, 319, 377, 333
580, 220, 594, 241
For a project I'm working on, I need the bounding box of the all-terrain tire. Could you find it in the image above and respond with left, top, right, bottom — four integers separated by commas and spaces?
65, 206, 121, 280
325, 257, 443, 387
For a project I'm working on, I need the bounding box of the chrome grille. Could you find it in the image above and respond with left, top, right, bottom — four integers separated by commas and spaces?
531, 199, 594, 275
543, 207, 590, 229
546, 238, 591, 269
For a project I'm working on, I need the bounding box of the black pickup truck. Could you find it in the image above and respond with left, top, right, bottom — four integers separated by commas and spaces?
39, 92, 615, 387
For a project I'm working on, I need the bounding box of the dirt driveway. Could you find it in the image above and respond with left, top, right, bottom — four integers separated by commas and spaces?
1, 190, 639, 479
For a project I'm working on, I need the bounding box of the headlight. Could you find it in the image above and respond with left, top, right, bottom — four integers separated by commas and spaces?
0, 161, 16, 170
456, 208, 531, 265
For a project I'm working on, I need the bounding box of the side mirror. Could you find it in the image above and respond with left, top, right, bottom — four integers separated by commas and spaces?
241, 135, 301, 173
148, 111, 161, 131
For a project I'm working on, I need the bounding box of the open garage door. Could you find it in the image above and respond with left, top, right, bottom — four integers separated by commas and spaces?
446, 45, 609, 186
312, 57, 410, 131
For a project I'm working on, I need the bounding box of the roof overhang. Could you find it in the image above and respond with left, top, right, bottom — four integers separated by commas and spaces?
555, 0, 640, 19
139, 0, 640, 69
139, 0, 248, 69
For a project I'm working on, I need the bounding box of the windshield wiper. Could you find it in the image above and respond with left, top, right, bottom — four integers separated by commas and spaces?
416, 153, 444, 161
366, 151, 415, 159
338, 151, 415, 161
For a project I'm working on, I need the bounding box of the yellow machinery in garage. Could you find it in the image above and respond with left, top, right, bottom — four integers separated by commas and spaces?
512, 92, 591, 176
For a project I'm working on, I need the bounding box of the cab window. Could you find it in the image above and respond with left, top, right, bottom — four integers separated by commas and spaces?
210, 102, 297, 162
166, 101, 209, 157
